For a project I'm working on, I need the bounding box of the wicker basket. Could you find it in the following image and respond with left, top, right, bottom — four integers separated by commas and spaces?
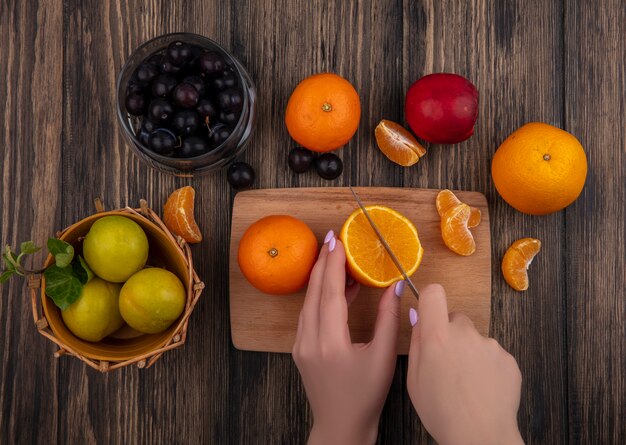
29, 199, 204, 372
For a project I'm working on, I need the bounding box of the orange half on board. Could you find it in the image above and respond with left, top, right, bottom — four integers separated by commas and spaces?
502, 238, 541, 291
163, 186, 203, 244
340, 205, 424, 287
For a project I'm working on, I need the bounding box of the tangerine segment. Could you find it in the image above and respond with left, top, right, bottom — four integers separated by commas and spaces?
436, 189, 481, 228
340, 205, 424, 288
237, 215, 318, 295
502, 238, 541, 291
374, 119, 426, 167
441, 204, 476, 256
163, 186, 202, 244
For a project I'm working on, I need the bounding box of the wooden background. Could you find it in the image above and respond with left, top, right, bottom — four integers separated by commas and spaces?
0, 0, 623, 443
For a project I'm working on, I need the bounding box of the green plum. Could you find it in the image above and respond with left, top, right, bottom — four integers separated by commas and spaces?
119, 267, 185, 334
83, 216, 149, 283
61, 277, 124, 342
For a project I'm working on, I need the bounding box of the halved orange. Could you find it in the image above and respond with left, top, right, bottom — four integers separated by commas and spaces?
374, 119, 426, 167
436, 189, 481, 228
340, 205, 424, 287
502, 238, 541, 291
163, 186, 202, 244
441, 203, 476, 256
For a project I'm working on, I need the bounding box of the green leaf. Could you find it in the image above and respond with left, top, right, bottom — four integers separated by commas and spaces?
19, 241, 41, 255
73, 256, 94, 285
47, 238, 74, 268
0, 270, 14, 283
2, 253, 16, 272
44, 265, 83, 310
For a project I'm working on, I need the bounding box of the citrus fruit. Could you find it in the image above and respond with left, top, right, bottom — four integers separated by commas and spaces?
61, 278, 124, 342
163, 186, 203, 243
285, 73, 361, 152
83, 216, 149, 283
340, 206, 423, 288
119, 267, 186, 334
440, 203, 476, 256
374, 119, 426, 167
436, 189, 481, 228
501, 238, 541, 291
491, 122, 587, 215
238, 215, 318, 295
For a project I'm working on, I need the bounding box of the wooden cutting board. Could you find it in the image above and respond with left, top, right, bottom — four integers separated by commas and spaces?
229, 187, 491, 354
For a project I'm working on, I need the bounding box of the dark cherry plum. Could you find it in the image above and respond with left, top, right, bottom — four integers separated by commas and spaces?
173, 83, 199, 108
141, 118, 158, 133
148, 98, 175, 123
166, 41, 192, 66
159, 56, 181, 75
217, 88, 243, 112
198, 51, 225, 75
315, 153, 343, 180
151, 74, 178, 97
182, 75, 206, 96
218, 110, 240, 126
126, 80, 145, 95
179, 136, 209, 158
209, 123, 232, 146
196, 98, 218, 120
135, 62, 159, 83
210, 70, 237, 91
148, 128, 177, 155
288, 147, 316, 173
125, 93, 146, 116
138, 130, 150, 146
172, 110, 200, 136
227, 162, 255, 189
146, 54, 162, 66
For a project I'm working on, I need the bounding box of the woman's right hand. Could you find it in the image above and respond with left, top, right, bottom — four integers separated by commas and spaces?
407, 284, 524, 445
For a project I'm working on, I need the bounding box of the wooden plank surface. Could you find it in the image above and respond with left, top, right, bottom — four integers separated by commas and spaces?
229, 187, 491, 353
0, 0, 623, 444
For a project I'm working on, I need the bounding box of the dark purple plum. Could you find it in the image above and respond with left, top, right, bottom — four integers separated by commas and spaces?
125, 93, 146, 115
159, 56, 181, 75
166, 41, 192, 66
182, 75, 206, 96
178, 136, 209, 157
209, 123, 231, 146
148, 128, 177, 155
315, 153, 343, 180
217, 89, 243, 112
288, 147, 316, 173
210, 70, 237, 91
198, 51, 225, 75
227, 162, 255, 189
172, 110, 200, 136
148, 98, 175, 123
135, 62, 159, 83
141, 118, 158, 133
196, 98, 218, 120
218, 110, 240, 126
173, 83, 199, 108
151, 74, 178, 97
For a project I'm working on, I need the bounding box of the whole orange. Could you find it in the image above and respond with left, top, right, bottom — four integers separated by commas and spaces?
237, 215, 318, 295
285, 73, 361, 152
491, 122, 587, 215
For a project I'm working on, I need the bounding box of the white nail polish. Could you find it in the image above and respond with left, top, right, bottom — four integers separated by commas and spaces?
328, 237, 336, 252
324, 230, 334, 244
409, 308, 418, 327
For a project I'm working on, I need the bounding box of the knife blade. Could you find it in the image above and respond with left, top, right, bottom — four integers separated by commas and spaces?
348, 186, 420, 300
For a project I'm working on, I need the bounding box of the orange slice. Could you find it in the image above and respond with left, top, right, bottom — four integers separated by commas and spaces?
502, 238, 541, 291
441, 203, 476, 256
163, 186, 202, 244
436, 189, 481, 228
374, 119, 426, 167
340, 205, 424, 287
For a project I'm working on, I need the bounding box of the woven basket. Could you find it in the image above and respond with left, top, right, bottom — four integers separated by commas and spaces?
29, 199, 204, 372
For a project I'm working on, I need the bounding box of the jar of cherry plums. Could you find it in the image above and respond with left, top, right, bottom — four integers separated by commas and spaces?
116, 33, 256, 176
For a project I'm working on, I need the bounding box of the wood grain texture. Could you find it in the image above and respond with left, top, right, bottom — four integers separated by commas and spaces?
564, 0, 625, 443
0, 0, 624, 443
229, 187, 491, 353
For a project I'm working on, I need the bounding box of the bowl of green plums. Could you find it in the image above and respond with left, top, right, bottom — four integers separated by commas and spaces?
32, 202, 204, 372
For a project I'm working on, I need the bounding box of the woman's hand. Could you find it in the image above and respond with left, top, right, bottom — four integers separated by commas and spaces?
293, 230, 403, 445
407, 284, 524, 445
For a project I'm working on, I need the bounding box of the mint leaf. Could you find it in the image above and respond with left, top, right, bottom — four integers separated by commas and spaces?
20, 241, 41, 255
44, 265, 82, 310
47, 238, 74, 268
0, 270, 14, 283
73, 256, 94, 285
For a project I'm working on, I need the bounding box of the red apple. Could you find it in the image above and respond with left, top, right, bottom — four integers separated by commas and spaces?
405, 73, 479, 144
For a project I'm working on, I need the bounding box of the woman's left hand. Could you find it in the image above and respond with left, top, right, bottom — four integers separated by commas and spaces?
292, 230, 403, 445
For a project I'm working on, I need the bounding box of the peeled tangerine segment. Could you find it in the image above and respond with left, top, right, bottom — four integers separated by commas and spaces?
502, 238, 541, 291
441, 203, 476, 256
436, 189, 481, 228
374, 119, 426, 167
163, 186, 203, 244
